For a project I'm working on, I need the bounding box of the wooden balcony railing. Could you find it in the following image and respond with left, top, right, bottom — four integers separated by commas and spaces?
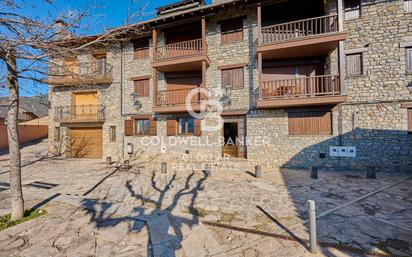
48, 60, 113, 85
54, 104, 105, 122
260, 75, 340, 99
260, 14, 339, 44
155, 39, 204, 61
155, 88, 205, 106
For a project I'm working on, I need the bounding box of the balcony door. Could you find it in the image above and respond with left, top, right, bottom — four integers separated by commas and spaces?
164, 72, 201, 105
73, 92, 98, 120
262, 62, 322, 97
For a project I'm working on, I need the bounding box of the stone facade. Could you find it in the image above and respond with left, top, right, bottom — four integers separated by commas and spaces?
49, 0, 412, 173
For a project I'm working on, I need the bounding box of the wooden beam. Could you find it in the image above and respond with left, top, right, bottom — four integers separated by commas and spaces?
201, 16, 207, 54
152, 29, 158, 60
337, 0, 343, 32
152, 68, 158, 104
201, 60, 206, 88
258, 52, 262, 99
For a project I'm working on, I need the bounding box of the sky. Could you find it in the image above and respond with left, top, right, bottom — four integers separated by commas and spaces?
1, 0, 211, 97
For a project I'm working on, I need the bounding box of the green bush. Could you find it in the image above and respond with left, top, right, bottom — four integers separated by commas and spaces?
0, 209, 47, 231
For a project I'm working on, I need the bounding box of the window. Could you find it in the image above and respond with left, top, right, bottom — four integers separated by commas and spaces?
95, 55, 107, 77
135, 119, 150, 135
134, 79, 150, 97
288, 110, 332, 136
408, 109, 412, 133
220, 18, 243, 44
109, 126, 116, 142
346, 53, 363, 76
54, 127, 60, 141
344, 0, 360, 20
133, 38, 149, 59
221, 67, 244, 89
406, 47, 412, 73
405, 0, 412, 13
178, 117, 195, 134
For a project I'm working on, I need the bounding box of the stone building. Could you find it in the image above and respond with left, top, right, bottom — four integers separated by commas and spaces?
48, 0, 412, 172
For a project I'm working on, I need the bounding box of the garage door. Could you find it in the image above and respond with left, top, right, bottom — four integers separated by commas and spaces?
68, 127, 102, 158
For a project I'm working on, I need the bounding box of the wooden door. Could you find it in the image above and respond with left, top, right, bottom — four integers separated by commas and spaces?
68, 127, 102, 158
73, 92, 98, 119
222, 122, 239, 157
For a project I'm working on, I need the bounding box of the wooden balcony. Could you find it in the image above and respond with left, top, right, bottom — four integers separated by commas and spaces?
152, 88, 205, 113
257, 15, 346, 59
152, 39, 210, 72
257, 75, 347, 108
46, 61, 113, 86
54, 104, 106, 123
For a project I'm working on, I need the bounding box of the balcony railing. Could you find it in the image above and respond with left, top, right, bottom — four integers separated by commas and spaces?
48, 60, 113, 85
260, 14, 339, 44
260, 75, 340, 99
54, 104, 105, 122
155, 39, 204, 61
155, 88, 205, 106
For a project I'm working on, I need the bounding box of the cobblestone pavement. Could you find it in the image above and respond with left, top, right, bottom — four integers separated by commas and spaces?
0, 141, 411, 257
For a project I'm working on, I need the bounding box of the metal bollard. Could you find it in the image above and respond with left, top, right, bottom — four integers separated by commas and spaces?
161, 162, 167, 174
255, 165, 262, 178
307, 200, 317, 253
310, 166, 318, 179
366, 166, 376, 179
106, 156, 112, 166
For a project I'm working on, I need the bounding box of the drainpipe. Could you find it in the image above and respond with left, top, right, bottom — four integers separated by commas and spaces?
337, 0, 344, 147
120, 43, 125, 161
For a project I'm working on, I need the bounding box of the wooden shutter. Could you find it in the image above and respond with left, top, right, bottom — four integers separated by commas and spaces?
167, 119, 177, 136
134, 79, 150, 97
346, 53, 362, 76
149, 119, 157, 135
406, 48, 412, 73
194, 119, 202, 136
221, 18, 243, 44
125, 120, 134, 136
221, 67, 244, 89
405, 0, 412, 13
408, 109, 412, 133
288, 111, 332, 135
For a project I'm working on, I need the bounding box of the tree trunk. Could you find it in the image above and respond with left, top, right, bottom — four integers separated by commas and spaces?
5, 50, 24, 220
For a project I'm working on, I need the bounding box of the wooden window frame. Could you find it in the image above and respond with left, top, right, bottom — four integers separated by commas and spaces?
408, 108, 412, 133
406, 47, 412, 74
133, 38, 150, 59
178, 117, 195, 135
288, 110, 332, 136
135, 119, 150, 135
133, 78, 150, 97
220, 18, 244, 44
109, 126, 116, 142
405, 0, 412, 13
344, 0, 361, 21
346, 53, 363, 77
221, 67, 244, 89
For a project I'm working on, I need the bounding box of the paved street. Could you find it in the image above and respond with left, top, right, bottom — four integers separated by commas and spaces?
0, 140, 411, 257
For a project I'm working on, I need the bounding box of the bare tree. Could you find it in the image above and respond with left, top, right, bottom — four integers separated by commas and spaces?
0, 0, 147, 220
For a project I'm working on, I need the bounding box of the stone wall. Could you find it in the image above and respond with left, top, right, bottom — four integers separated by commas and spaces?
48, 0, 412, 173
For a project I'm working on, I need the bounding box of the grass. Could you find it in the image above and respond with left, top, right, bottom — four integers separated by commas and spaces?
0, 209, 47, 231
